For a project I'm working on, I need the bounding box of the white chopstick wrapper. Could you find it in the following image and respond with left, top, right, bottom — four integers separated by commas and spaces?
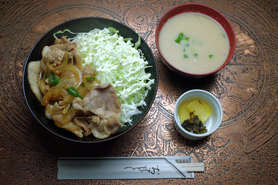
57, 156, 204, 179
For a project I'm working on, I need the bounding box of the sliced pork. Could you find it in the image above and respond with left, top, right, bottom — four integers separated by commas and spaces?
72, 84, 122, 139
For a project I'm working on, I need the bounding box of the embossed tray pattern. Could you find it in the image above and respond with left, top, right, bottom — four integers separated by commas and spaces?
0, 0, 277, 184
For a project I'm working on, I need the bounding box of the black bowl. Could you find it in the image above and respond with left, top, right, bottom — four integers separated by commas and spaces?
23, 17, 158, 143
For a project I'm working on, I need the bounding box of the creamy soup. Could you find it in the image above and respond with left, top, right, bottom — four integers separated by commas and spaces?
159, 12, 230, 74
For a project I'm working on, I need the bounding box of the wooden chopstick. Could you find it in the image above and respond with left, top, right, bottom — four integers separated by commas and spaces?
178, 162, 205, 172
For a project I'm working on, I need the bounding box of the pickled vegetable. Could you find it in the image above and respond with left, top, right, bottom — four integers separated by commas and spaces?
178, 99, 211, 123
181, 112, 207, 134
178, 99, 211, 134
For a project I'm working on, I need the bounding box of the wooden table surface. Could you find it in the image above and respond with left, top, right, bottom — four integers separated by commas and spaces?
0, 0, 277, 184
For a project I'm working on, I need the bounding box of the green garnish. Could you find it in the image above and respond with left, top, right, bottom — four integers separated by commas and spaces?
184, 54, 189, 58
209, 54, 214, 58
222, 34, 225, 38
183, 48, 186, 52
175, 33, 184, 43
134, 34, 141, 49
124, 38, 133, 42
184, 36, 190, 41
67, 86, 83, 99
194, 53, 198, 57
86, 76, 95, 82
108, 27, 117, 34
185, 43, 190, 47
48, 72, 59, 86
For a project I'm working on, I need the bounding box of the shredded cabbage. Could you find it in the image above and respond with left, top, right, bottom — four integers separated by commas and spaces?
72, 28, 154, 124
